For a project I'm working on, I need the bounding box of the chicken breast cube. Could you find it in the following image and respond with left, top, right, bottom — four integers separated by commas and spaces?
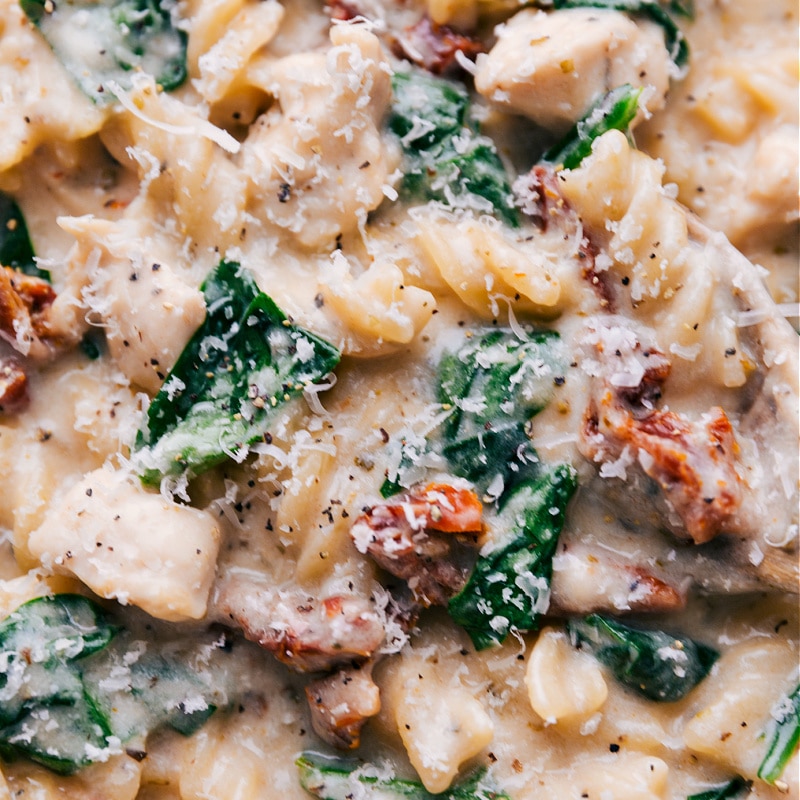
28, 468, 221, 622
475, 8, 671, 133
60, 217, 207, 394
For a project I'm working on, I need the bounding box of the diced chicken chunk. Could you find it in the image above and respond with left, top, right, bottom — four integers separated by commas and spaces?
241, 25, 396, 249
475, 8, 671, 133
61, 217, 207, 393
0, 0, 105, 171
27, 467, 221, 621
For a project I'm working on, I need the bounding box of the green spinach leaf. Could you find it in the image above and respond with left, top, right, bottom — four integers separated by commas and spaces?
541, 84, 642, 171
687, 777, 749, 800
438, 328, 563, 496
758, 682, 800, 785
0, 595, 233, 774
20, 0, 187, 104
84, 637, 219, 742
438, 329, 562, 440
0, 692, 114, 774
0, 595, 117, 772
389, 71, 518, 227
389, 71, 468, 149
449, 464, 577, 650
567, 614, 719, 702
134, 260, 340, 485
442, 422, 536, 495
377, 329, 573, 650
383, 328, 564, 499
297, 752, 511, 799
0, 193, 49, 280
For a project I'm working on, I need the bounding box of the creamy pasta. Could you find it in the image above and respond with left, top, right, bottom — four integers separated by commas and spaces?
0, 0, 797, 798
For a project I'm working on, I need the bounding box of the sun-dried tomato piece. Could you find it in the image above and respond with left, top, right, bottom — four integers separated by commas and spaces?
624, 407, 742, 544
0, 356, 28, 414
213, 578, 386, 673
390, 16, 486, 75
584, 357, 743, 544
351, 483, 483, 607
0, 267, 59, 357
325, 0, 361, 21
625, 567, 684, 612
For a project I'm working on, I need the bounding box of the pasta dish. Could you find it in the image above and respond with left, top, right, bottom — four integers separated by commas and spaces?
0, 0, 797, 797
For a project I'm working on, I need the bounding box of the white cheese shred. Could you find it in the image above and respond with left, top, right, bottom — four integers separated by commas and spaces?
107, 80, 241, 154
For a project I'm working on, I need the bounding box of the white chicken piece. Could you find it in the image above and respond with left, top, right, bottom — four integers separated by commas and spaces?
27, 467, 221, 622
59, 216, 207, 394
474, 8, 672, 133
241, 25, 397, 249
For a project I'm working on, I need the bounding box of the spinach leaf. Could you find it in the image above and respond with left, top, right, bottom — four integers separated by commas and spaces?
80, 332, 104, 361
376, 329, 573, 650
0, 595, 233, 774
449, 463, 577, 650
0, 595, 117, 772
0, 594, 116, 665
83, 633, 220, 742
541, 84, 642, 171
134, 260, 340, 485
389, 71, 468, 149
0, 692, 114, 774
382, 329, 564, 499
758, 682, 800, 785
567, 614, 719, 702
666, 0, 693, 16
687, 777, 750, 800
550, 0, 690, 66
380, 427, 443, 499
442, 422, 537, 496
0, 193, 49, 280
20, 0, 187, 104
389, 71, 519, 227
438, 329, 562, 440
297, 752, 511, 799
0, 592, 117, 727
438, 328, 563, 497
